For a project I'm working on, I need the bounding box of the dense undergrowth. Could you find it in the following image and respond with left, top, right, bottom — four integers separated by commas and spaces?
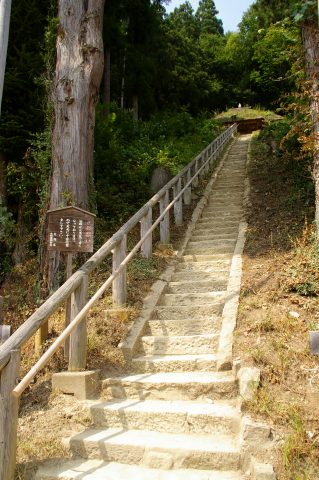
93, 107, 222, 225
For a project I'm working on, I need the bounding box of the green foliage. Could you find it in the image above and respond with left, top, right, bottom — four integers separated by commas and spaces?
293, 0, 317, 23
0, 203, 15, 245
93, 107, 221, 223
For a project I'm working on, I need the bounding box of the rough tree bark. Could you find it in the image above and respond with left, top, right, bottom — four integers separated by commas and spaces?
301, 20, 319, 237
102, 49, 111, 115
0, 0, 11, 116
45, 0, 105, 292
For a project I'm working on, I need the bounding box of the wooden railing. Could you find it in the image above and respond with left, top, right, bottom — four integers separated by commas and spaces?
0, 123, 237, 479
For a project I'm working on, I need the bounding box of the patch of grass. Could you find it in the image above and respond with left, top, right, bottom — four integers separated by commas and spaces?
215, 107, 282, 122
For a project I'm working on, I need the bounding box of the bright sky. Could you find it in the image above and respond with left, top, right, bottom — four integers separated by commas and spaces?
165, 0, 255, 32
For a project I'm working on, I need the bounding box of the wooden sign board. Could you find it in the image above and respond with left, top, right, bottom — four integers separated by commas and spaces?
47, 206, 95, 253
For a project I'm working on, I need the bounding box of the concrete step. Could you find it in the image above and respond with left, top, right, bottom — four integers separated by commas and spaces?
207, 192, 243, 198
171, 270, 228, 282
167, 279, 227, 294
195, 220, 239, 228
138, 333, 219, 355
200, 211, 242, 219
66, 428, 240, 470
146, 317, 221, 336
198, 215, 241, 223
90, 399, 240, 435
187, 239, 237, 248
184, 246, 235, 256
181, 254, 232, 263
190, 233, 237, 241
202, 208, 243, 215
154, 304, 223, 321
158, 291, 225, 307
36, 459, 245, 480
193, 227, 238, 237
102, 372, 237, 401
176, 259, 231, 271
131, 353, 218, 372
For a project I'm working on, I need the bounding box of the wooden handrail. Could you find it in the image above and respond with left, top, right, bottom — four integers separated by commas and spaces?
0, 124, 237, 372
0, 123, 237, 480
12, 130, 236, 396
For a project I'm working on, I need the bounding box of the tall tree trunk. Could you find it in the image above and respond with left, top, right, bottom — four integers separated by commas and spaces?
102, 49, 111, 115
132, 94, 138, 125
0, 0, 11, 116
302, 20, 319, 237
44, 0, 105, 293
120, 53, 126, 110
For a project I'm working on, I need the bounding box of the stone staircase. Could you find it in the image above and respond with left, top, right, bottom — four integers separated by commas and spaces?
35, 136, 275, 479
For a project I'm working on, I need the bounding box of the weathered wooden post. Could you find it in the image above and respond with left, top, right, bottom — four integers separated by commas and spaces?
0, 349, 20, 480
199, 155, 205, 179
68, 274, 89, 371
173, 178, 183, 225
193, 160, 199, 187
140, 207, 152, 258
64, 253, 73, 360
159, 191, 170, 244
112, 234, 127, 305
204, 150, 210, 174
183, 169, 192, 205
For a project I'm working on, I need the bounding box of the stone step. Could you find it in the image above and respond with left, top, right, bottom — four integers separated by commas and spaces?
36, 460, 245, 480
102, 372, 237, 401
187, 239, 236, 248
131, 353, 218, 372
158, 291, 225, 307
167, 279, 227, 294
200, 210, 242, 218
195, 220, 239, 228
154, 304, 223, 321
138, 333, 219, 355
184, 246, 235, 256
198, 214, 241, 222
215, 188, 245, 193
176, 259, 231, 271
197, 220, 241, 228
190, 233, 237, 241
181, 254, 232, 263
66, 428, 240, 470
146, 316, 221, 335
203, 208, 243, 214
193, 227, 238, 237
171, 270, 229, 282
90, 399, 240, 435
212, 185, 244, 189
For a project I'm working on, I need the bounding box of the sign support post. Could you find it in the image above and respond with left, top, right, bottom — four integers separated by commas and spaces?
36, 207, 95, 357
64, 252, 73, 360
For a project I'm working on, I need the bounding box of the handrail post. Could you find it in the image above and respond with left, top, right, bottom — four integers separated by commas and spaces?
199, 155, 205, 179
140, 207, 152, 259
159, 191, 170, 244
112, 235, 127, 305
204, 150, 210, 174
183, 169, 192, 205
68, 274, 89, 371
173, 178, 183, 225
193, 160, 199, 187
0, 349, 20, 480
